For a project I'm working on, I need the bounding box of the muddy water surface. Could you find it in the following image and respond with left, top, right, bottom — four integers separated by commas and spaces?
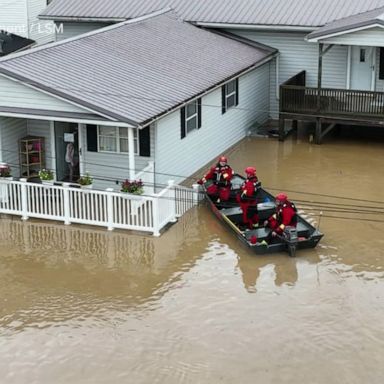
1, 131, 384, 384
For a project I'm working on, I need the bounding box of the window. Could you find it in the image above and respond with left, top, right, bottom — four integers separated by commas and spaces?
180, 98, 202, 139
98, 126, 138, 154
222, 78, 239, 114
380, 48, 384, 80
360, 48, 366, 63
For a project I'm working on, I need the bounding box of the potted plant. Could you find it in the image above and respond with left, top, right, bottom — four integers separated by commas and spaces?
38, 168, 54, 185
78, 172, 93, 189
121, 179, 144, 195
0, 164, 12, 180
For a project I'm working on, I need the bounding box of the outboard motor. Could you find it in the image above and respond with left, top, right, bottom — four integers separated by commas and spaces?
283, 226, 298, 257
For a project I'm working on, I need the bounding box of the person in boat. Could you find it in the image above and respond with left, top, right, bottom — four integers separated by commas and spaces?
197, 156, 233, 202
264, 193, 297, 239
236, 166, 261, 229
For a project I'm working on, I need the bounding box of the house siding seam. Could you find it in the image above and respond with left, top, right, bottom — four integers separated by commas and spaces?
228, 30, 348, 117
0, 117, 28, 177
0, 75, 92, 114
55, 22, 110, 41
81, 125, 156, 191
155, 65, 270, 187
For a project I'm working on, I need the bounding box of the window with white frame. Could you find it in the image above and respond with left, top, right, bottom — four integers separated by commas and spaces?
180, 98, 201, 139
222, 78, 239, 113
98, 126, 138, 154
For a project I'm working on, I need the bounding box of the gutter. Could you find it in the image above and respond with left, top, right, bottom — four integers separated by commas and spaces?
194, 22, 317, 32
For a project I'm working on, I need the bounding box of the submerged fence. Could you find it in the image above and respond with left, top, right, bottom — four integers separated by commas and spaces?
0, 179, 202, 236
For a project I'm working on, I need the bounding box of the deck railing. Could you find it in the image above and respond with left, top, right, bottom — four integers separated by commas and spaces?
281, 85, 384, 117
0, 178, 202, 236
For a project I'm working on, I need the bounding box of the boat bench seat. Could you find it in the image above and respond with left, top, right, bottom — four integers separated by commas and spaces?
221, 202, 275, 217
244, 223, 311, 241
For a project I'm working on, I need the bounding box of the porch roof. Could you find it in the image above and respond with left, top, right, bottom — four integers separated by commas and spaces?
0, 10, 274, 126
0, 32, 35, 57
0, 106, 131, 126
307, 6, 384, 41
40, 0, 384, 28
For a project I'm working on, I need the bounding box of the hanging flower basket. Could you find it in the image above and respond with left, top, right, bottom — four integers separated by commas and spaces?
0, 164, 12, 180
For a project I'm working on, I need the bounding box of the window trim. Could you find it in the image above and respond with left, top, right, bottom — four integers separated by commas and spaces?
181, 98, 202, 139
222, 78, 239, 114
97, 126, 139, 155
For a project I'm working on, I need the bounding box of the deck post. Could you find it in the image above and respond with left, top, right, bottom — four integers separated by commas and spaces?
279, 116, 285, 141
106, 188, 114, 231
317, 43, 323, 112
315, 118, 322, 145
20, 178, 28, 221
62, 182, 71, 225
167, 180, 177, 223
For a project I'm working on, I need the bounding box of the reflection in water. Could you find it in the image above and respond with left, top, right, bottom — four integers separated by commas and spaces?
1, 132, 384, 384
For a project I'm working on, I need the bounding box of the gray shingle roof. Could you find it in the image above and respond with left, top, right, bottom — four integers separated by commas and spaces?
307, 6, 384, 40
40, 0, 384, 28
0, 11, 274, 125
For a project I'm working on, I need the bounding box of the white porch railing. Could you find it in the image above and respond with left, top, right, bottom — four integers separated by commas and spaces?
0, 178, 202, 236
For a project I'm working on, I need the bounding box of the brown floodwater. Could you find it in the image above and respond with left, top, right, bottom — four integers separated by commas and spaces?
1, 128, 384, 384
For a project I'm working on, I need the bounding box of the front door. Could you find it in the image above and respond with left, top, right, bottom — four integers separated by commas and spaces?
55, 122, 80, 182
350, 46, 374, 90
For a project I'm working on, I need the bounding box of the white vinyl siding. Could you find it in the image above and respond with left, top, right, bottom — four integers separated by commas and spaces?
155, 64, 270, 186
0, 117, 28, 177
27, 0, 54, 44
0, 75, 94, 113
228, 30, 348, 117
55, 22, 110, 41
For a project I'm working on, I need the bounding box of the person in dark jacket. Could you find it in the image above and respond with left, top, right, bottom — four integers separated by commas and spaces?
198, 156, 233, 202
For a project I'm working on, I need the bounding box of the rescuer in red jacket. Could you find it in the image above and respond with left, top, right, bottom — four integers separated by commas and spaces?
198, 156, 233, 202
236, 166, 261, 229
264, 193, 297, 237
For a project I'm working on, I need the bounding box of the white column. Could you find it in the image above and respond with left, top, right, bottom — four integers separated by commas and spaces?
0, 122, 3, 162
128, 127, 135, 180
371, 47, 377, 91
49, 121, 56, 175
346, 46, 351, 90
78, 123, 85, 175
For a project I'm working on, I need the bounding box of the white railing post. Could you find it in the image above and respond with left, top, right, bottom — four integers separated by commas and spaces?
62, 183, 71, 225
192, 183, 201, 205
152, 196, 160, 237
20, 178, 28, 221
106, 188, 114, 231
168, 180, 177, 223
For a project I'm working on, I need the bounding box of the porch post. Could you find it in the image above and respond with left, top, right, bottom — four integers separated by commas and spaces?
0, 122, 2, 162
317, 43, 323, 112
128, 127, 135, 180
49, 121, 56, 176
78, 123, 85, 176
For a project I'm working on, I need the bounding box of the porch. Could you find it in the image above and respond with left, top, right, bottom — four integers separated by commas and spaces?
280, 70, 384, 144
0, 178, 202, 236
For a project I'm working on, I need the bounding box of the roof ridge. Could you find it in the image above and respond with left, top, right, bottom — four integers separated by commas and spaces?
0, 7, 173, 63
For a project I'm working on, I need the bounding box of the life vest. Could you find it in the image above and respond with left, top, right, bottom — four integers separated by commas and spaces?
213, 164, 232, 184
277, 201, 298, 226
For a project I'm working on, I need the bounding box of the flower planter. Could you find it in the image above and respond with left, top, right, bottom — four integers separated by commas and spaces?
80, 184, 93, 190
41, 180, 55, 185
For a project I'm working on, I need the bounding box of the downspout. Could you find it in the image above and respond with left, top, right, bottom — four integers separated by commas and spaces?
346, 46, 351, 89
276, 54, 280, 100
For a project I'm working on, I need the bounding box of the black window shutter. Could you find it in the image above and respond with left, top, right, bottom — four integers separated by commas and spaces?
139, 126, 151, 157
181, 106, 186, 139
86, 124, 98, 152
197, 98, 202, 129
221, 85, 226, 114
235, 78, 239, 106
380, 48, 384, 80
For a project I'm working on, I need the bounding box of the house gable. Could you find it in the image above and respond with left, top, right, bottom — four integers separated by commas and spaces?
0, 74, 95, 114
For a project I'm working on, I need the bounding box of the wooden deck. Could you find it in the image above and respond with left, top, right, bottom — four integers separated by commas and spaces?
279, 71, 384, 143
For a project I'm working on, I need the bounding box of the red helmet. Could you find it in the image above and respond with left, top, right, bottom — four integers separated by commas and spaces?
245, 166, 256, 176
276, 193, 287, 202
218, 156, 227, 164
